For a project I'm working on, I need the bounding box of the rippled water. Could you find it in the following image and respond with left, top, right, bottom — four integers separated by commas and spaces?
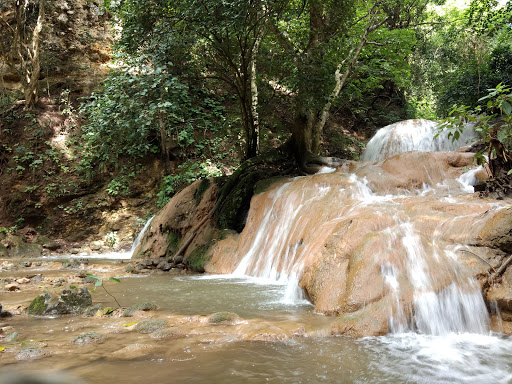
2, 275, 512, 384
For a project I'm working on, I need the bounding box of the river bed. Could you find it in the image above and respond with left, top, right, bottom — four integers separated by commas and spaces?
2, 272, 512, 383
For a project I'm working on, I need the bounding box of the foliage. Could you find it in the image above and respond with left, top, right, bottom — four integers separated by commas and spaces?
79, 54, 235, 198
79, 57, 189, 171
410, 0, 512, 118
85, 273, 122, 307
438, 83, 512, 176
157, 159, 223, 207
104, 231, 117, 247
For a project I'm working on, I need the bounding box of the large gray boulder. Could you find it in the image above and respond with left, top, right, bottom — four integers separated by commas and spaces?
27, 287, 92, 316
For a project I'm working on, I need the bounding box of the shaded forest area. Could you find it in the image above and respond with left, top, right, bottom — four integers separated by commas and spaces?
0, 0, 511, 246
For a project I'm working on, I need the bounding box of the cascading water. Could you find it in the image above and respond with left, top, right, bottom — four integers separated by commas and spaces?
222, 126, 503, 335
130, 215, 154, 256
361, 119, 478, 161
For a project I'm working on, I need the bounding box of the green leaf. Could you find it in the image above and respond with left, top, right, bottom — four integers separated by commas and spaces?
502, 101, 512, 116
86, 273, 101, 280
109, 277, 121, 283
95, 280, 103, 287
507, 169, 512, 175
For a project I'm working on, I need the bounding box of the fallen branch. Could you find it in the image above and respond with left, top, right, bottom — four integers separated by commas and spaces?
496, 254, 512, 277
459, 249, 497, 273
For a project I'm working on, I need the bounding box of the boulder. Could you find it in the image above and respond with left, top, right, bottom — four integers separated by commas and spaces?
90, 241, 102, 251
136, 318, 167, 334
5, 283, 20, 291
27, 288, 92, 316
208, 312, 239, 325
71, 332, 105, 345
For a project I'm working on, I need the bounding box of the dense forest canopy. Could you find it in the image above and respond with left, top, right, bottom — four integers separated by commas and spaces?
0, 0, 511, 217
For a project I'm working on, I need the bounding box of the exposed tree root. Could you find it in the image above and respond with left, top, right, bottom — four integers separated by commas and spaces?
299, 151, 346, 174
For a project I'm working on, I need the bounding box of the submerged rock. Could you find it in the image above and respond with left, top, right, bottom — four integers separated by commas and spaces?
83, 303, 103, 317
208, 312, 239, 325
123, 302, 158, 317
149, 327, 185, 339
136, 318, 167, 333
71, 332, 105, 345
16, 347, 50, 361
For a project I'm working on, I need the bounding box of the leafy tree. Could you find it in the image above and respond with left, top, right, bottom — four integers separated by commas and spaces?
112, 0, 268, 159
264, 0, 435, 171
440, 83, 512, 178
410, 0, 512, 117
79, 57, 190, 176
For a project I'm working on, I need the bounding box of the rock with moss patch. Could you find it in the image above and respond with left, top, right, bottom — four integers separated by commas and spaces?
149, 327, 184, 339
72, 332, 105, 345
123, 302, 158, 317
16, 347, 50, 361
208, 311, 239, 325
27, 295, 48, 315
135, 318, 167, 334
28, 288, 92, 316
186, 244, 211, 273
83, 303, 103, 317
124, 264, 136, 274
10, 240, 43, 258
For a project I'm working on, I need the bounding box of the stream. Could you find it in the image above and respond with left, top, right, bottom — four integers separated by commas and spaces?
2, 271, 512, 383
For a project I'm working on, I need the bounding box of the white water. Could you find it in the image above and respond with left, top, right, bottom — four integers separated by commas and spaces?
130, 215, 154, 255
361, 119, 478, 161
42, 216, 154, 260
228, 118, 500, 338
232, 170, 493, 336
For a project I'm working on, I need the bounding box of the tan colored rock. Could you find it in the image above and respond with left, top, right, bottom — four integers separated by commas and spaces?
5, 283, 20, 291
132, 180, 218, 264
203, 151, 511, 336
110, 344, 156, 360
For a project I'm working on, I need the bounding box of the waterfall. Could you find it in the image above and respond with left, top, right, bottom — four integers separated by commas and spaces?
361, 119, 478, 161
130, 216, 154, 256
223, 148, 502, 335
388, 222, 489, 335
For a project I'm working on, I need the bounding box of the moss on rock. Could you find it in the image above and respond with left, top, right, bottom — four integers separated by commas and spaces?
27, 295, 48, 316
166, 231, 182, 256
186, 244, 212, 273
136, 318, 167, 334
208, 311, 239, 325
72, 332, 105, 345
253, 176, 288, 195
195, 178, 211, 205
123, 302, 158, 317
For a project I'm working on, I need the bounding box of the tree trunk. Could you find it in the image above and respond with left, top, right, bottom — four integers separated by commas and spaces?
159, 113, 170, 175
248, 35, 262, 158
1, 0, 45, 110
21, 0, 44, 110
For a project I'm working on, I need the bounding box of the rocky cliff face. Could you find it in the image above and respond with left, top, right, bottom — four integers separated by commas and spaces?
0, 1, 162, 253
1, 0, 112, 96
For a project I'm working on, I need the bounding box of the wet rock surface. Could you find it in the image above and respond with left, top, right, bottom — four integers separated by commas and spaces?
27, 287, 92, 316
204, 151, 512, 336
